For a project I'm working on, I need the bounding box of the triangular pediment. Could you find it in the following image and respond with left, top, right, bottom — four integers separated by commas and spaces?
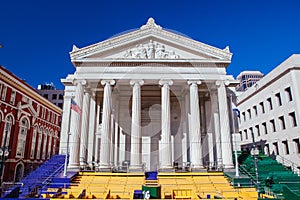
70, 18, 232, 64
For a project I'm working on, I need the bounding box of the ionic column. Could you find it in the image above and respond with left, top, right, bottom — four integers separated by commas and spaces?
216, 80, 233, 168
211, 91, 222, 168
159, 80, 173, 170
79, 90, 90, 168
68, 80, 85, 171
129, 80, 144, 171
99, 80, 115, 170
87, 93, 96, 168
188, 80, 203, 169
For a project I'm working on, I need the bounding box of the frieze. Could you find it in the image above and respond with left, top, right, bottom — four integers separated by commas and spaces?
124, 40, 180, 59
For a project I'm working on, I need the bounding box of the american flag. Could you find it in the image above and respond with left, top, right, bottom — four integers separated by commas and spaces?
71, 98, 82, 115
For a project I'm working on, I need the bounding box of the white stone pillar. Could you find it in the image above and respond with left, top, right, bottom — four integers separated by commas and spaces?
99, 80, 115, 170
119, 128, 126, 164
94, 104, 101, 163
216, 80, 233, 168
59, 95, 71, 155
129, 80, 144, 171
68, 80, 85, 171
188, 80, 203, 169
87, 93, 96, 168
80, 90, 90, 168
211, 91, 222, 168
159, 80, 173, 170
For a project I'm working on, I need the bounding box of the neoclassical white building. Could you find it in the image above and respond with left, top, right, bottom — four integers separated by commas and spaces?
237, 54, 300, 174
59, 18, 238, 172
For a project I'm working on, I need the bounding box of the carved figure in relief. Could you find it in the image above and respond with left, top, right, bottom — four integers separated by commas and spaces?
147, 40, 155, 59
123, 40, 180, 59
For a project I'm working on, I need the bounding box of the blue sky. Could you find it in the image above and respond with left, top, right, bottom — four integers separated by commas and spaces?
0, 0, 299, 89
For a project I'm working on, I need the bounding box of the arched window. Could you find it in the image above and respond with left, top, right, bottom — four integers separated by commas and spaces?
16, 118, 29, 158
42, 129, 48, 160
2, 115, 13, 148
47, 131, 53, 159
36, 127, 43, 159
30, 125, 38, 159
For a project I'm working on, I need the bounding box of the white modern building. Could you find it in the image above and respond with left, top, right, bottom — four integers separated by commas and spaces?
237, 54, 300, 172
59, 18, 239, 172
236, 71, 264, 92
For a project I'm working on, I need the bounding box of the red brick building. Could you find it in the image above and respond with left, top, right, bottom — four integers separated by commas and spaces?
0, 66, 62, 183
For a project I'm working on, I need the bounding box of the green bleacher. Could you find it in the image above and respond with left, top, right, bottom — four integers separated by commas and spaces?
240, 152, 300, 199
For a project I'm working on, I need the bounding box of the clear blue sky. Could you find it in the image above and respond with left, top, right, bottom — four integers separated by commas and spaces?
1, 0, 299, 89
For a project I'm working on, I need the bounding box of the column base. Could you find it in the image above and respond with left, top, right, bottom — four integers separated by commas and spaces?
159, 165, 175, 172
129, 165, 144, 172
191, 166, 207, 172
223, 164, 234, 169
67, 164, 80, 172
98, 164, 112, 172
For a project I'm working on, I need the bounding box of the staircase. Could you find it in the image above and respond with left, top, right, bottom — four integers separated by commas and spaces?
4, 154, 65, 198
240, 152, 300, 199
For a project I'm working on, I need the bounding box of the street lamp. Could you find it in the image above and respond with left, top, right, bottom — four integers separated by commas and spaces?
250, 131, 260, 198
0, 124, 10, 197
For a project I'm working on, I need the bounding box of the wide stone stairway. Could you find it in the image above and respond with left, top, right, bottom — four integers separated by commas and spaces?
40, 171, 260, 199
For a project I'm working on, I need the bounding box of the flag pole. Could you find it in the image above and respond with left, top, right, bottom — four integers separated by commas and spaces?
63, 100, 72, 177
230, 94, 239, 177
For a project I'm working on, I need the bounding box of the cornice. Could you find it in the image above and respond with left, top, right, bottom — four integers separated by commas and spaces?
0, 69, 62, 114
73, 61, 229, 68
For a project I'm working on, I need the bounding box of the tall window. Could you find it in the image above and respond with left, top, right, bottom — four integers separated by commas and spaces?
275, 93, 282, 106
273, 142, 279, 155
289, 112, 297, 127
36, 127, 43, 159
282, 141, 289, 155
52, 137, 56, 155
255, 125, 260, 136
42, 130, 48, 160
242, 112, 246, 121
285, 87, 293, 101
279, 116, 286, 130
1, 85, 7, 100
52, 94, 57, 100
239, 131, 243, 141
253, 105, 258, 116
244, 129, 248, 140
2, 115, 13, 147
30, 125, 38, 159
293, 139, 300, 154
247, 109, 251, 119
0, 83, 2, 98
10, 90, 16, 105
267, 97, 273, 110
47, 131, 53, 159
260, 102, 265, 114
16, 118, 29, 158
270, 119, 276, 132
262, 122, 267, 135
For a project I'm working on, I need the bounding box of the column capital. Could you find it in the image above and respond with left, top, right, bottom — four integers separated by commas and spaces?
130, 79, 144, 86
187, 80, 202, 86
159, 79, 173, 86
216, 80, 230, 87
73, 79, 87, 86
101, 79, 115, 86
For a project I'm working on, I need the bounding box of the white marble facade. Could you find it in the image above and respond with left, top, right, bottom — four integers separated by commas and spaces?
59, 18, 237, 172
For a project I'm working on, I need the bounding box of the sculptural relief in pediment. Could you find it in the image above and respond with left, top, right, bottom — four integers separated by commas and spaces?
123, 40, 180, 59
